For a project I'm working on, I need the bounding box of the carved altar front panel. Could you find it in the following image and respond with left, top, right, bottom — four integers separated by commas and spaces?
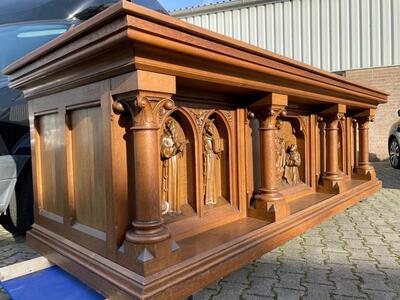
251, 114, 310, 199
159, 104, 239, 237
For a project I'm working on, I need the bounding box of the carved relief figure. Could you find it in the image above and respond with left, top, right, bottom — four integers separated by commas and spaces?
275, 120, 286, 181
160, 117, 188, 214
203, 119, 224, 207
338, 126, 343, 171
284, 144, 301, 185
275, 119, 304, 186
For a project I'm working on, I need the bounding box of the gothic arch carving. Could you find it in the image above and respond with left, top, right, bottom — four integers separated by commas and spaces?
160, 108, 197, 218
276, 116, 307, 186
202, 110, 231, 208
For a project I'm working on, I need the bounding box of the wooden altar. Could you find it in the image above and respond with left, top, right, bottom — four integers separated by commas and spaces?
4, 1, 387, 299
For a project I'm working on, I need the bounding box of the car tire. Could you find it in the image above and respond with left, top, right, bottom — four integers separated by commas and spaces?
389, 138, 400, 169
0, 163, 34, 234
0, 205, 18, 234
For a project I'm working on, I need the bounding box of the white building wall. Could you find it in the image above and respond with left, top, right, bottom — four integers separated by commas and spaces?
174, 0, 400, 72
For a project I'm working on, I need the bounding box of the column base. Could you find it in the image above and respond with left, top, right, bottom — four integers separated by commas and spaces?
248, 193, 289, 222
126, 222, 171, 244
319, 175, 348, 194
354, 165, 377, 180
122, 237, 180, 276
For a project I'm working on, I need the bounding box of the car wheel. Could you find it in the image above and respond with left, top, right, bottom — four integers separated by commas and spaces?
0, 163, 34, 234
0, 199, 18, 234
389, 138, 400, 169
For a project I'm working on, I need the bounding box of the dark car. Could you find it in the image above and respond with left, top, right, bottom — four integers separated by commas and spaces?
0, 0, 167, 233
389, 110, 400, 169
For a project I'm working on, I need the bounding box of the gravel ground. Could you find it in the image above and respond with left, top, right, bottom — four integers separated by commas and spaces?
0, 229, 38, 300
195, 161, 400, 300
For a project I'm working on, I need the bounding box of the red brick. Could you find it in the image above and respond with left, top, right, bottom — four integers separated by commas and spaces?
345, 66, 400, 161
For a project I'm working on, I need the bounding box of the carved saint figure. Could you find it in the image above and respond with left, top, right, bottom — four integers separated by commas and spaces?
275, 120, 286, 181
284, 144, 301, 185
160, 117, 187, 214
203, 119, 224, 207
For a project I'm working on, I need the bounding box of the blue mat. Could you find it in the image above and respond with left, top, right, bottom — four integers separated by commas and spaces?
1, 266, 104, 300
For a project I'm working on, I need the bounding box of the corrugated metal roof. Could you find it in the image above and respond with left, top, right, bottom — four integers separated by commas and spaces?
173, 0, 400, 72
171, 0, 278, 16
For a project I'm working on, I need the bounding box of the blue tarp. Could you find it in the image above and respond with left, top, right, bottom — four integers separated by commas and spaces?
1, 266, 104, 300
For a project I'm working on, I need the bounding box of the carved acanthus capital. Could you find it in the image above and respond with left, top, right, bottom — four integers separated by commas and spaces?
354, 115, 375, 130
319, 113, 345, 129
249, 93, 288, 129
318, 104, 346, 128
113, 96, 175, 130
352, 109, 376, 130
254, 106, 287, 129
112, 98, 135, 117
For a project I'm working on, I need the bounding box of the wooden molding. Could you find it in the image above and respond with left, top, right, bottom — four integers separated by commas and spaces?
4, 3, 388, 105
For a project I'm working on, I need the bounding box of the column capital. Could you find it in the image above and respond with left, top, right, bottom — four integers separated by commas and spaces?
318, 104, 346, 128
249, 93, 288, 128
352, 109, 376, 129
112, 95, 175, 130
352, 109, 376, 180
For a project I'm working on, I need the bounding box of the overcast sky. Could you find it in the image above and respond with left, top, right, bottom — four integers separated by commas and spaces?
158, 0, 218, 11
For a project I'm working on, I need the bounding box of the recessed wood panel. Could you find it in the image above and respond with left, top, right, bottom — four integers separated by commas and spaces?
69, 106, 106, 231
38, 114, 63, 216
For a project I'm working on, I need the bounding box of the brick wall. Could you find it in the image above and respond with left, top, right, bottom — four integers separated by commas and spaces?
345, 66, 400, 161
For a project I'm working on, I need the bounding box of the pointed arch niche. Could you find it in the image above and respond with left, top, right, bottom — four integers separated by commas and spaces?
160, 110, 196, 223
203, 112, 231, 209
275, 116, 307, 188
318, 120, 327, 179
251, 115, 310, 200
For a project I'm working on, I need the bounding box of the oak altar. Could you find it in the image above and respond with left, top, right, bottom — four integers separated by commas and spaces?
4, 1, 388, 299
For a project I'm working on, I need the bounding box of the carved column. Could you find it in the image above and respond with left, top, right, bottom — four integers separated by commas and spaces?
112, 71, 179, 276
319, 104, 347, 193
353, 109, 377, 180
249, 93, 289, 222
352, 119, 358, 172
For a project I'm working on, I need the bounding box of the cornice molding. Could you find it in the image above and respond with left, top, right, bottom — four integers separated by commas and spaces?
4, 1, 388, 105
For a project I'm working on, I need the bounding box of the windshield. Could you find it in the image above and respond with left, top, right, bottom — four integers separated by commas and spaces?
0, 22, 72, 125
0, 22, 71, 79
